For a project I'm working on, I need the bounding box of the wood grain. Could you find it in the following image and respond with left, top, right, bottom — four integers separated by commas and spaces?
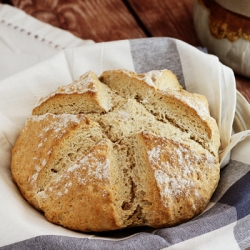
127, 0, 200, 46
11, 0, 146, 42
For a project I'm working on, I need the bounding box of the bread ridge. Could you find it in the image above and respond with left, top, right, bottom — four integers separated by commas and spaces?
99, 69, 220, 157
133, 131, 219, 227
11, 113, 104, 210
32, 71, 112, 116
38, 138, 124, 232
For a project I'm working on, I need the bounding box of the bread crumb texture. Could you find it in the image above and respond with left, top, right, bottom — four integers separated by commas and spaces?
11, 69, 220, 232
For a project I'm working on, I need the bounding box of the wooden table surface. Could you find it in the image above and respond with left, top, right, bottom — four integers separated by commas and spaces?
4, 0, 250, 103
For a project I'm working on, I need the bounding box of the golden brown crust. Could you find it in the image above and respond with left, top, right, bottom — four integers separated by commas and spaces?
100, 69, 220, 157
39, 139, 121, 232
11, 69, 220, 232
135, 131, 219, 227
32, 71, 112, 116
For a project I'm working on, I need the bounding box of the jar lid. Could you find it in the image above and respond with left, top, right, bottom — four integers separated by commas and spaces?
215, 0, 250, 17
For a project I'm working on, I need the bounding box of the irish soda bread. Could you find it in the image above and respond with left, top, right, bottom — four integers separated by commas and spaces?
11, 69, 220, 232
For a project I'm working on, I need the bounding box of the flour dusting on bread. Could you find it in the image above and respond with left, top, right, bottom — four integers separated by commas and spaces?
11, 69, 220, 232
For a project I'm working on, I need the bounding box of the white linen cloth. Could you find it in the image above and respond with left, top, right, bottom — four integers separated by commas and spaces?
0, 4, 94, 81
1, 3, 250, 250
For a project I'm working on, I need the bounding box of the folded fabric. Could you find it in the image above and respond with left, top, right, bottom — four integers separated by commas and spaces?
0, 3, 94, 81
0, 37, 250, 249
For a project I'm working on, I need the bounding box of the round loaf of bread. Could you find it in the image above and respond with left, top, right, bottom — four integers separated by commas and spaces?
11, 69, 220, 232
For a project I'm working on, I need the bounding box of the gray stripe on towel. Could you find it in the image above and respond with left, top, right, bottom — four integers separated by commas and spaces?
129, 37, 185, 88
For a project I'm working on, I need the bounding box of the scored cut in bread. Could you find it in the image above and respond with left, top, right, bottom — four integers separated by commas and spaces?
11, 69, 220, 232
99, 69, 219, 157
32, 71, 112, 115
